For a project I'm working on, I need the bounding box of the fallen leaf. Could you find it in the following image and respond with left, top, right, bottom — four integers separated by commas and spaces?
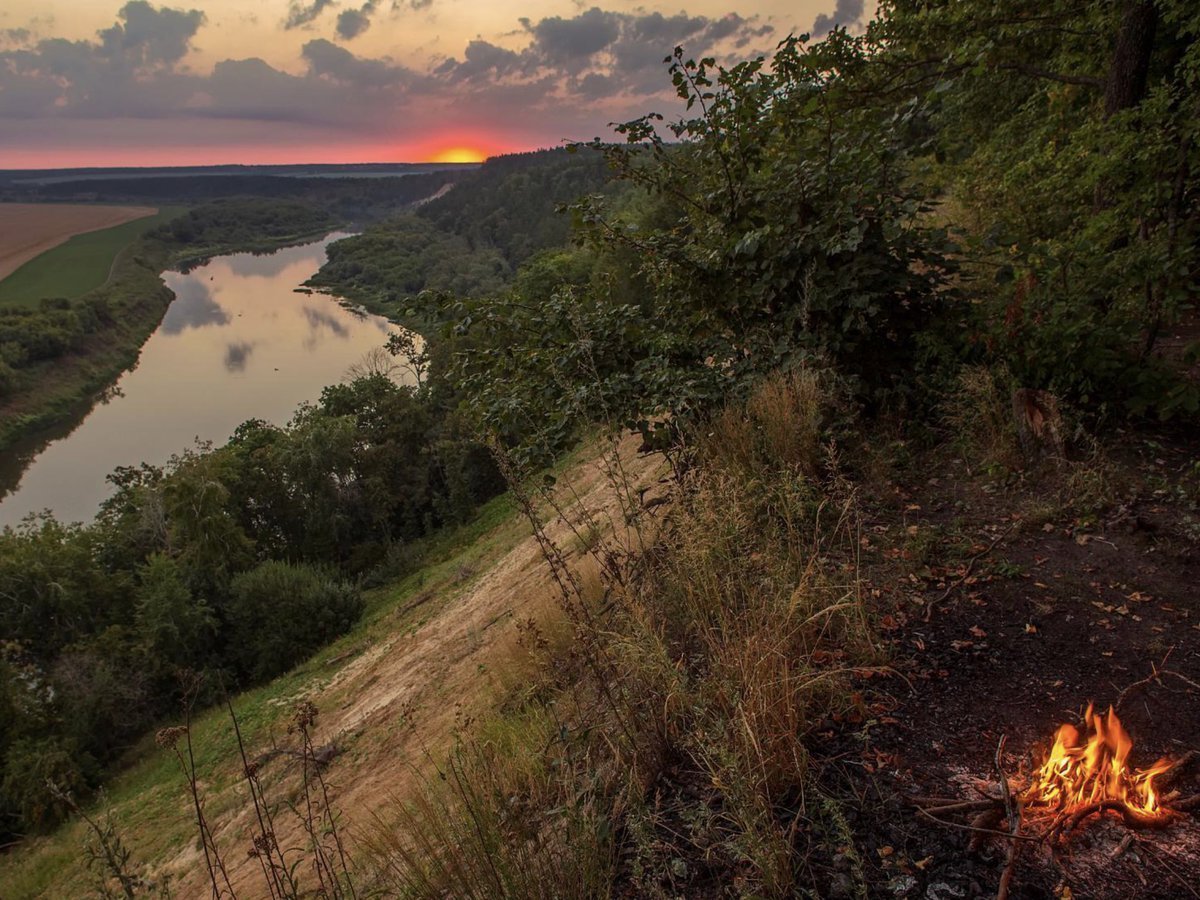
969, 625, 987, 638
1025, 623, 1038, 634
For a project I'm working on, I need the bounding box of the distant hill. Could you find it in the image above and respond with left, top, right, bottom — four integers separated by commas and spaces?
309, 147, 616, 306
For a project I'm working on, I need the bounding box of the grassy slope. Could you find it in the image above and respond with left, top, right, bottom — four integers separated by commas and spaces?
0, 490, 522, 898
0, 208, 185, 308
0, 433, 665, 897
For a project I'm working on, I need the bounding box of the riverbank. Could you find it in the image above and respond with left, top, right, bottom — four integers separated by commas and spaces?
0, 207, 343, 457
0, 234, 401, 526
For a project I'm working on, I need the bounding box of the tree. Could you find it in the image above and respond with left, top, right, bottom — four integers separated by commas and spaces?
134, 554, 216, 670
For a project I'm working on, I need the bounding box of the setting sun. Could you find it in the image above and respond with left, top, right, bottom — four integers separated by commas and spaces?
430, 146, 488, 163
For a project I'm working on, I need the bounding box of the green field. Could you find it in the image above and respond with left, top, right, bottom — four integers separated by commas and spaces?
0, 206, 186, 308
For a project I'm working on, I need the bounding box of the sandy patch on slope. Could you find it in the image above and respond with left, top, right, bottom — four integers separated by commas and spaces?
164, 434, 670, 897
0, 203, 158, 281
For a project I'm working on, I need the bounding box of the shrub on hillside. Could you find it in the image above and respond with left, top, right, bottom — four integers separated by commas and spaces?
226, 561, 363, 681
1, 736, 95, 833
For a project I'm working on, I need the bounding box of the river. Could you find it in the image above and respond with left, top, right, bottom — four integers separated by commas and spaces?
0, 233, 404, 527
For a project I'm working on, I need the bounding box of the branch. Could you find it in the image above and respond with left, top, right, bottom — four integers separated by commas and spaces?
996, 736, 1022, 900
997, 63, 1103, 88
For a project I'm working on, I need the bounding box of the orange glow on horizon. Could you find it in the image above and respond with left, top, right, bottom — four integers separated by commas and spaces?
430, 146, 488, 164
0, 134, 525, 170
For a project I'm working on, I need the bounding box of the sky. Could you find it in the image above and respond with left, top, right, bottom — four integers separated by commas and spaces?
0, 0, 865, 167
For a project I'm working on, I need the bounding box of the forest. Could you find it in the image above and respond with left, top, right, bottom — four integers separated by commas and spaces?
3, 2, 1200, 896
308, 148, 617, 314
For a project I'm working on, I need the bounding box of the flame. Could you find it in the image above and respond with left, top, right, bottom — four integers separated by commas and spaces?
1024, 703, 1175, 817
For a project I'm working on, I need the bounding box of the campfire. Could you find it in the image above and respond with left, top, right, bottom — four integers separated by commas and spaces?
907, 702, 1200, 899
1023, 703, 1176, 826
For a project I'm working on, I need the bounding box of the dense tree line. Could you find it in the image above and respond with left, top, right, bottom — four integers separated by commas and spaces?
5, 170, 468, 224
409, 1, 1200, 476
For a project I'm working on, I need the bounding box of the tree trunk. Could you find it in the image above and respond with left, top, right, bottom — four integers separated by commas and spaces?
1104, 1, 1158, 116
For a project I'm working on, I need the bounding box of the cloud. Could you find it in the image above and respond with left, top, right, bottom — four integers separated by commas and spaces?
161, 281, 230, 334
302, 38, 406, 87
284, 0, 336, 30
434, 39, 522, 81
811, 0, 864, 37
437, 8, 773, 86
2, 28, 32, 46
336, 1, 375, 40
529, 7, 620, 67
97, 0, 204, 66
0, 3, 779, 161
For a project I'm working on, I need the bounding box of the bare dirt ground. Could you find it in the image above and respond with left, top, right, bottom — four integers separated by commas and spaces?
163, 435, 670, 897
0, 203, 157, 280
822, 434, 1200, 899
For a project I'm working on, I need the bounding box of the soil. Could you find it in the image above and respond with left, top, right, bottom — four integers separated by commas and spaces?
0, 202, 157, 281
833, 433, 1200, 899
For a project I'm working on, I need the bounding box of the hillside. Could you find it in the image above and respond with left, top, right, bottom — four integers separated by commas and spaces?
307, 148, 616, 313
0, 434, 670, 897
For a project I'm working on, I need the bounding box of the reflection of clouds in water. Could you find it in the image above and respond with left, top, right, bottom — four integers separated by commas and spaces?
303, 306, 351, 345
224, 246, 320, 279
224, 341, 256, 373
161, 280, 230, 334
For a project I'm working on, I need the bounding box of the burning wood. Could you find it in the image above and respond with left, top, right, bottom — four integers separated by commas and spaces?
911, 702, 1195, 837
1024, 703, 1176, 828
907, 702, 1200, 897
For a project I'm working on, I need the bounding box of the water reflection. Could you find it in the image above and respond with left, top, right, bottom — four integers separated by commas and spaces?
0, 233, 404, 526
303, 305, 352, 341
224, 341, 256, 372
159, 280, 229, 334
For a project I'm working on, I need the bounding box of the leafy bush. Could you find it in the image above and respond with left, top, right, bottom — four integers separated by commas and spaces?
226, 561, 363, 681
1, 736, 95, 833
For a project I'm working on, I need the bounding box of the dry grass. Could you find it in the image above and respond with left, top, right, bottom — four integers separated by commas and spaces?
702, 369, 827, 477
367, 371, 880, 897
942, 365, 1021, 474
10, 376, 876, 898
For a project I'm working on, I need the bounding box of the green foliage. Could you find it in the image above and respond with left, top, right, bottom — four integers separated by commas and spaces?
1, 736, 94, 833
0, 518, 128, 659
225, 561, 363, 681
419, 149, 615, 265
307, 149, 616, 315
134, 554, 216, 669
50, 629, 153, 763
876, 0, 1200, 418
313, 217, 509, 319
151, 199, 336, 259
429, 37, 954, 469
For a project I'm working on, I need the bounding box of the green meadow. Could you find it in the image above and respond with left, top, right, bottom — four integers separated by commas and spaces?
0, 206, 186, 308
